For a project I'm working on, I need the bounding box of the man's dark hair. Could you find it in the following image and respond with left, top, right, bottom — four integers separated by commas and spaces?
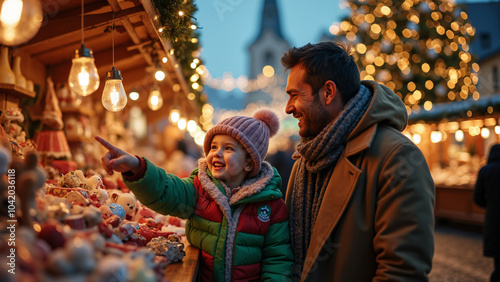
281, 42, 360, 104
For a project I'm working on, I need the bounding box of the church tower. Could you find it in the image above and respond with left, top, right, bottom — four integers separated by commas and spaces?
246, 0, 290, 106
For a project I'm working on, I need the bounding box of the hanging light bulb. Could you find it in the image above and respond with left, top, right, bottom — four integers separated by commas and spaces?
178, 117, 187, 131
102, 66, 127, 111
412, 133, 421, 144
155, 68, 165, 81
68, 0, 99, 96
169, 109, 180, 124
0, 0, 43, 46
481, 127, 490, 139
101, 13, 127, 112
169, 87, 180, 123
148, 88, 163, 111
68, 45, 100, 96
129, 90, 139, 101
430, 131, 443, 143
1, 0, 22, 26
455, 129, 464, 142
187, 119, 197, 132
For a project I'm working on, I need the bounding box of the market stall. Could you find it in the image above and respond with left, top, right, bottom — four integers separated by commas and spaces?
405, 95, 500, 225
0, 0, 204, 280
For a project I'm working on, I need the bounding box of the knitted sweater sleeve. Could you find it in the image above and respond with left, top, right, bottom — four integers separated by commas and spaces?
123, 157, 197, 219
261, 199, 294, 281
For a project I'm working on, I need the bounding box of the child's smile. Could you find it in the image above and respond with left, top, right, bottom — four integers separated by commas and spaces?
206, 135, 253, 189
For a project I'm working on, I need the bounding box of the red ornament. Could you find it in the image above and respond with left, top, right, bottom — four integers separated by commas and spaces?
38, 221, 67, 249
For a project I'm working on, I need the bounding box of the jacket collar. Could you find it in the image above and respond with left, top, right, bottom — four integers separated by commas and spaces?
347, 80, 407, 140
345, 124, 377, 157
197, 159, 275, 208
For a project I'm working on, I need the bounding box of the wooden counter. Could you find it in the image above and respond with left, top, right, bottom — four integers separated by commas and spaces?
435, 184, 485, 225
164, 238, 200, 281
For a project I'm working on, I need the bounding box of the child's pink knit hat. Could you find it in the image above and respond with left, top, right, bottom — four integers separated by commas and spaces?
203, 109, 280, 177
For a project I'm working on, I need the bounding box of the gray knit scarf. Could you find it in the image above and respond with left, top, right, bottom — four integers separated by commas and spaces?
290, 84, 372, 276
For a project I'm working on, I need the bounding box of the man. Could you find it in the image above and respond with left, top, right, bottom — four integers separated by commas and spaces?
474, 144, 500, 282
282, 42, 434, 281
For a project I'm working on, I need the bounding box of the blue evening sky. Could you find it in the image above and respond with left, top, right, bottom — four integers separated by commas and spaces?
195, 0, 350, 79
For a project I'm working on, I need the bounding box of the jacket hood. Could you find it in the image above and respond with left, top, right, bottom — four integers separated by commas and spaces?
488, 144, 500, 163
347, 80, 408, 141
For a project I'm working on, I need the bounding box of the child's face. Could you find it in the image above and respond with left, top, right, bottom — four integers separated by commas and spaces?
206, 134, 253, 189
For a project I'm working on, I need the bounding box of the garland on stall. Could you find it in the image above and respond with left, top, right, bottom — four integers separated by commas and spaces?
151, 0, 204, 105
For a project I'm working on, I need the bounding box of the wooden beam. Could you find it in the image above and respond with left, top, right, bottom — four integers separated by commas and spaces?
49, 42, 142, 81
41, 1, 110, 19
93, 44, 144, 71
19, 6, 146, 51
106, 0, 121, 13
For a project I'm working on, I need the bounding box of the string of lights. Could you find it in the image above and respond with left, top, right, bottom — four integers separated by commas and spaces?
150, 0, 489, 151
334, 0, 479, 116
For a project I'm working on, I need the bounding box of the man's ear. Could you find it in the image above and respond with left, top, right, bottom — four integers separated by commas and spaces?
323, 80, 337, 105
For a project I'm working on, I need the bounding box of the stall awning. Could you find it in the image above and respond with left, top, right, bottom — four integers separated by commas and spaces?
409, 94, 500, 124
16, 0, 200, 123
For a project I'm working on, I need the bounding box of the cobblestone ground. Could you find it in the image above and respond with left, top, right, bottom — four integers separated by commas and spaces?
429, 224, 494, 282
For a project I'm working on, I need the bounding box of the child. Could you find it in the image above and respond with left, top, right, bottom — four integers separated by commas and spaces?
95, 109, 294, 281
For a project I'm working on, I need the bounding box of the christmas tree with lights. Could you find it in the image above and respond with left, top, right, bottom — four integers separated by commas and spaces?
332, 0, 478, 114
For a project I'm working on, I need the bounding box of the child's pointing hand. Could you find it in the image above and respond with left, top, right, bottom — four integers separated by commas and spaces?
95, 136, 140, 176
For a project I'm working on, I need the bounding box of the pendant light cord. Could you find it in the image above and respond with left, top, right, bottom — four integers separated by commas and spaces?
112, 12, 115, 67
174, 85, 178, 106
81, 0, 84, 44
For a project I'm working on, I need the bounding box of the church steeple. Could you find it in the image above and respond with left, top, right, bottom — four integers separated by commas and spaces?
247, 0, 290, 105
257, 0, 284, 40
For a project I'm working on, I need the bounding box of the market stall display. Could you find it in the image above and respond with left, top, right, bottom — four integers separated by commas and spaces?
0, 1, 206, 279
404, 96, 499, 224
0, 146, 189, 281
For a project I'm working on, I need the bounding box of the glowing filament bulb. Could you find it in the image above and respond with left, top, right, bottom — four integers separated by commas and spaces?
155, 70, 165, 81
481, 127, 490, 139
148, 89, 163, 111
169, 109, 180, 123
78, 68, 90, 87
68, 45, 100, 96
1, 0, 23, 27
0, 0, 42, 46
129, 91, 139, 101
110, 87, 119, 105
187, 120, 197, 132
430, 131, 442, 143
178, 117, 187, 130
101, 67, 127, 112
455, 130, 464, 142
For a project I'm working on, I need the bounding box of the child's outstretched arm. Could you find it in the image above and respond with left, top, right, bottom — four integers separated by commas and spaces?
95, 136, 140, 176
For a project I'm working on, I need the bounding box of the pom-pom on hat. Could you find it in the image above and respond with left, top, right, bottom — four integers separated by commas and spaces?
203, 109, 280, 177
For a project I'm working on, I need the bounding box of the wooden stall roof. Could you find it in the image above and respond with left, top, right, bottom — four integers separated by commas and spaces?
409, 94, 500, 124
15, 0, 199, 123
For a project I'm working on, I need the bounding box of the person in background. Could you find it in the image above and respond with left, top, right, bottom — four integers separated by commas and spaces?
474, 144, 500, 282
267, 142, 296, 196
281, 41, 435, 281
96, 109, 294, 281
